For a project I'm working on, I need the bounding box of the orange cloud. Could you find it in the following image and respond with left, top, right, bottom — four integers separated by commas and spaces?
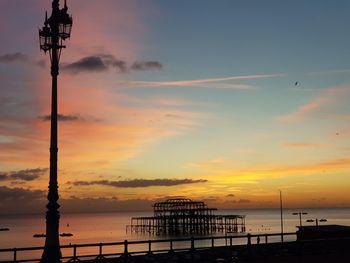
276, 85, 350, 122
60, 0, 146, 61
0, 0, 154, 160
257, 158, 350, 176
190, 156, 350, 180
1, 72, 206, 169
298, 102, 320, 113
283, 142, 326, 149
189, 158, 230, 170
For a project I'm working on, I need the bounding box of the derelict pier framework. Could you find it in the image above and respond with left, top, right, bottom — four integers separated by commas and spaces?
127, 198, 246, 235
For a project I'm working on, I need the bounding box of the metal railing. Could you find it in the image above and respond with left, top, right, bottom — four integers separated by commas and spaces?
0, 232, 296, 262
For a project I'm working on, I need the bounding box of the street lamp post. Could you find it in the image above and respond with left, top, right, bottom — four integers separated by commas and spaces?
39, 1, 72, 262
292, 212, 308, 227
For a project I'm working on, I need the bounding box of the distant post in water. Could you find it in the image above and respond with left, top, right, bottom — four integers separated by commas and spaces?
39, 0, 73, 262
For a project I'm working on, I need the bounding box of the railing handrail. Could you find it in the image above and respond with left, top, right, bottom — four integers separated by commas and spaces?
0, 232, 295, 253
2, 232, 350, 263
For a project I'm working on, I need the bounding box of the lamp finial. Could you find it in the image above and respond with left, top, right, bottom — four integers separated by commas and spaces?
45, 11, 48, 25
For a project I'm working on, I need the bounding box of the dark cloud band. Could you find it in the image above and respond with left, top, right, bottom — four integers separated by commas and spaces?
0, 186, 45, 200
62, 54, 162, 74
0, 168, 48, 182
39, 114, 81, 122
69, 178, 207, 188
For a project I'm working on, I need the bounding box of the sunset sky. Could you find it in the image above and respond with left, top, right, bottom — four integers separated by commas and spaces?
1, 0, 350, 214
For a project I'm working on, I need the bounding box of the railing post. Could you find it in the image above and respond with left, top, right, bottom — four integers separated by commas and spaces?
73, 244, 77, 260
124, 240, 129, 257
247, 233, 252, 258
211, 237, 215, 248
190, 237, 195, 252
13, 248, 17, 262
94, 242, 105, 261
169, 240, 174, 253
247, 233, 251, 246
230, 236, 232, 247
265, 234, 268, 244
147, 240, 152, 255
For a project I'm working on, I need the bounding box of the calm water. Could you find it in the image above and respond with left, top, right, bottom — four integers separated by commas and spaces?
0, 208, 349, 260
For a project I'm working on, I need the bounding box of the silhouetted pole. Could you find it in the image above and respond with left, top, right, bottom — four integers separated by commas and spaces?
279, 190, 284, 243
39, 1, 72, 262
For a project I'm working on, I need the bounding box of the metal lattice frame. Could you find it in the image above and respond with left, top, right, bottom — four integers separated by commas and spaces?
128, 198, 246, 235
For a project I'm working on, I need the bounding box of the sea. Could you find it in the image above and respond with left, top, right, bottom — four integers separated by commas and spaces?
0, 208, 349, 260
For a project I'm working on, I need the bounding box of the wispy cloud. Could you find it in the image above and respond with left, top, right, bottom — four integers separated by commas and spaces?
0, 82, 205, 171
263, 158, 350, 176
0, 52, 45, 68
123, 73, 284, 90
307, 69, 350, 76
38, 114, 88, 122
131, 61, 162, 71
0, 52, 28, 63
68, 178, 208, 188
234, 199, 251, 203
276, 85, 350, 122
283, 142, 326, 149
189, 158, 229, 170
190, 155, 350, 181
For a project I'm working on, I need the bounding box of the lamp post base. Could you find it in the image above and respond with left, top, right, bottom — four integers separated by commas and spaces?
41, 208, 61, 263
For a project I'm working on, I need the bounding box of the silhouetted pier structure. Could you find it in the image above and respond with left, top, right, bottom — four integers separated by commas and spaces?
127, 198, 246, 235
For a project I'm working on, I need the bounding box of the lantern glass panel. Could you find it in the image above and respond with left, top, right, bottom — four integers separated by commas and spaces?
39, 27, 52, 52
59, 14, 72, 40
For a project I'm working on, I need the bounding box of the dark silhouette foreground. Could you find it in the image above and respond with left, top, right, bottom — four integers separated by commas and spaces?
74, 238, 350, 263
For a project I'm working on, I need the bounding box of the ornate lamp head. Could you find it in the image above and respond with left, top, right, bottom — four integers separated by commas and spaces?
58, 12, 73, 40
59, 1, 73, 40
39, 12, 52, 53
